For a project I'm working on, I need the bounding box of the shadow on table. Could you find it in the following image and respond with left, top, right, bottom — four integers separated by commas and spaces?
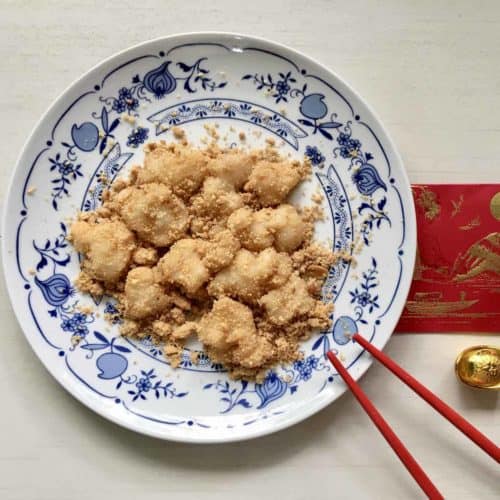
456, 382, 499, 410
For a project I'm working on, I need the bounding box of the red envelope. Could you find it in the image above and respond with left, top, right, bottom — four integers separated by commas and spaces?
396, 184, 500, 333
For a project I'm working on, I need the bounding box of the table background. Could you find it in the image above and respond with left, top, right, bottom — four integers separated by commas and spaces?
1, 1, 498, 498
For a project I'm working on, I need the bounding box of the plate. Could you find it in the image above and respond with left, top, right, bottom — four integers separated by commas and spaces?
2, 33, 416, 443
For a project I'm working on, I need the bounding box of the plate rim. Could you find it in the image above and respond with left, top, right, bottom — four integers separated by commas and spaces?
2, 31, 416, 443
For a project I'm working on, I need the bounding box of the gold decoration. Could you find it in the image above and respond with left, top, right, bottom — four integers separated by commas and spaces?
455, 346, 500, 390
451, 194, 464, 217
416, 188, 440, 220
454, 232, 500, 281
459, 216, 481, 231
490, 191, 500, 221
405, 291, 478, 316
412, 247, 427, 281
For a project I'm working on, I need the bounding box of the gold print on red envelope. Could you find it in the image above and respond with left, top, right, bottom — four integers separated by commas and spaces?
396, 185, 500, 333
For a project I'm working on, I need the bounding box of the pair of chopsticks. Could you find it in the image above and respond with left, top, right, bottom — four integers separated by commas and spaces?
327, 333, 500, 500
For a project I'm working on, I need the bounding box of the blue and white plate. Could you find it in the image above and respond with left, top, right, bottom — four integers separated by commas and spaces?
2, 33, 416, 443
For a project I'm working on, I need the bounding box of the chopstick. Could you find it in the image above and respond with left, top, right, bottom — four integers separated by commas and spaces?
327, 350, 444, 499
352, 333, 500, 463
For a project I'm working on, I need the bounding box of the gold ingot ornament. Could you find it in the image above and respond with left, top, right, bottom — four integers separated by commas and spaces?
455, 346, 500, 390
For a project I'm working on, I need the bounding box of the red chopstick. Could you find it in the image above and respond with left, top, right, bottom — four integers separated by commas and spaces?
352, 333, 500, 463
327, 351, 444, 499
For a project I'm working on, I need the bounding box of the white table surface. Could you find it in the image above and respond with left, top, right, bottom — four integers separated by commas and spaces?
1, 1, 499, 499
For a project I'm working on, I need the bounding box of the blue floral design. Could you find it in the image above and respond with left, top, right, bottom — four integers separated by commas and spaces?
96, 352, 128, 380
100, 58, 226, 119
305, 145, 325, 166
293, 355, 320, 381
129, 337, 223, 372
332, 316, 358, 345
333, 122, 374, 168
300, 93, 328, 120
135, 336, 165, 358
82, 143, 133, 212
60, 312, 90, 338
81, 331, 130, 380
104, 302, 119, 315
203, 380, 251, 413
126, 126, 149, 148
205, 354, 327, 413
112, 87, 139, 113
48, 153, 83, 210
32, 227, 83, 327
32, 223, 70, 273
299, 96, 342, 139
61, 318, 74, 331
314, 259, 379, 354
70, 122, 99, 152
275, 79, 290, 96
350, 258, 380, 323
128, 368, 188, 402
358, 197, 391, 245
73, 331, 189, 406
352, 163, 387, 195
242, 71, 303, 103
32, 229, 96, 340
316, 166, 352, 301
148, 98, 307, 149
242, 70, 344, 138
104, 301, 122, 324
97, 107, 120, 154
255, 372, 287, 408
338, 134, 361, 158
142, 62, 176, 98
136, 376, 152, 393
176, 58, 227, 93
35, 273, 73, 306
337, 132, 349, 146
76, 330, 190, 398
